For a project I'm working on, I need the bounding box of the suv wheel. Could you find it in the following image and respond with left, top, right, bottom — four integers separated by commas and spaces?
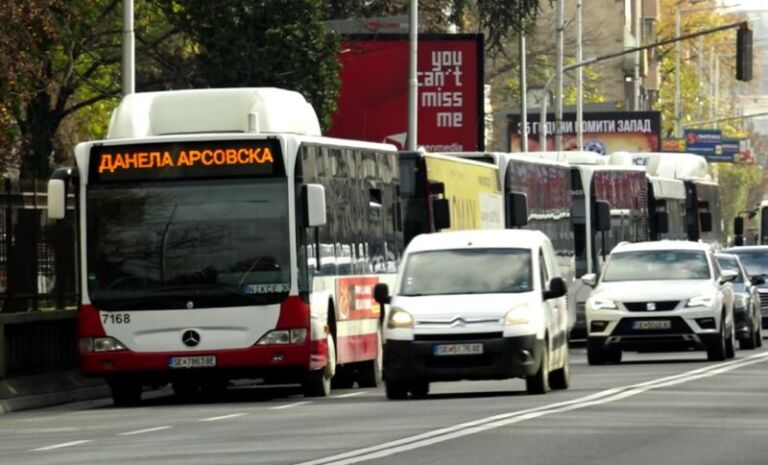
707, 320, 727, 361
587, 339, 606, 366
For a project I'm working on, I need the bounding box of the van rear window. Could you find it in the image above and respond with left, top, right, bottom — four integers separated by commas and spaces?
400, 248, 532, 296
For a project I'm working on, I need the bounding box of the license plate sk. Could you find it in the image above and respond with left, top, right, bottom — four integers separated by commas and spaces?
168, 355, 217, 369
433, 343, 484, 356
632, 320, 672, 330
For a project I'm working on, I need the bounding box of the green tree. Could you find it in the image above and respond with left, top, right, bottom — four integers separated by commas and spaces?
160, 0, 341, 131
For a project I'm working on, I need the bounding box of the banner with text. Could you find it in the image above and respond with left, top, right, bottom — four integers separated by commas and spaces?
328, 34, 484, 151
506, 111, 661, 154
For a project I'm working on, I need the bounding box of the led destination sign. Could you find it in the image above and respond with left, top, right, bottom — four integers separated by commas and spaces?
89, 139, 284, 182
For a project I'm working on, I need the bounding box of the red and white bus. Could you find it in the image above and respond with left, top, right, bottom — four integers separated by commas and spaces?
48, 88, 402, 405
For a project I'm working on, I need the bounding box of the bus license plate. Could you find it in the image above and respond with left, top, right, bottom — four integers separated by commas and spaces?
632, 320, 672, 330
433, 343, 483, 356
168, 355, 217, 369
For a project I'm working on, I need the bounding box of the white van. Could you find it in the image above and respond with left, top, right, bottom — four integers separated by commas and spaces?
373, 229, 571, 399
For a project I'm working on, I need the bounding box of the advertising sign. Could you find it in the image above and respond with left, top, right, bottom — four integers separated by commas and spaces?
662, 138, 685, 152
329, 34, 484, 151
684, 129, 733, 162
507, 111, 661, 154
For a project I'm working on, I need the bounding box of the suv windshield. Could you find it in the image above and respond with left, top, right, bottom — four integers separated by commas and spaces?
400, 248, 532, 296
725, 250, 768, 277
86, 179, 290, 310
602, 250, 710, 282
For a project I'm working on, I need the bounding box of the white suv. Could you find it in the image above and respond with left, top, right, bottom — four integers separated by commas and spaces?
583, 241, 737, 364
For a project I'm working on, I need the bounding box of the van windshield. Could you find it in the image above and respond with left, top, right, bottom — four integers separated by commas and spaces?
399, 248, 532, 296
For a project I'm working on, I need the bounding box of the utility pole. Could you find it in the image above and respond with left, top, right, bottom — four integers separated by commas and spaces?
407, 0, 418, 151
633, 0, 641, 110
519, 7, 528, 152
555, 0, 564, 151
122, 0, 135, 96
577, 0, 584, 150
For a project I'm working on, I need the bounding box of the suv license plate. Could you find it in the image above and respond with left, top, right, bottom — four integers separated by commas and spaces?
168, 355, 217, 369
632, 320, 672, 330
433, 343, 483, 356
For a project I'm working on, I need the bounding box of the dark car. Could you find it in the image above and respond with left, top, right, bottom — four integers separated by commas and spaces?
723, 246, 768, 330
716, 253, 763, 349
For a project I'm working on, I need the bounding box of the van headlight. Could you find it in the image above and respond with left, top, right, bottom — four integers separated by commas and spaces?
504, 306, 530, 325
686, 294, 716, 308
590, 298, 618, 310
387, 308, 414, 329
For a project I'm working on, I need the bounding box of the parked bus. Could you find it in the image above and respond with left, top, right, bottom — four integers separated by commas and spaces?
613, 152, 723, 246
609, 152, 688, 241
398, 151, 504, 246
734, 199, 768, 245
47, 88, 403, 405
453, 152, 576, 329
523, 152, 649, 338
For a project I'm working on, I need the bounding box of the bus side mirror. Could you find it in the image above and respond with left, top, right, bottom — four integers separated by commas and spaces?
654, 211, 669, 234
432, 198, 451, 231
700, 211, 713, 233
302, 184, 327, 227
595, 200, 611, 232
734, 217, 744, 235
47, 179, 67, 220
507, 192, 528, 228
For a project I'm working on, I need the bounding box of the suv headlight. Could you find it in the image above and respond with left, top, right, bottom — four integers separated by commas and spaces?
387, 308, 414, 329
590, 298, 618, 310
686, 294, 716, 308
733, 295, 748, 309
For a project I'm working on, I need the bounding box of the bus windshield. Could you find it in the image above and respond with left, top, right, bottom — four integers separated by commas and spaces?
86, 178, 291, 310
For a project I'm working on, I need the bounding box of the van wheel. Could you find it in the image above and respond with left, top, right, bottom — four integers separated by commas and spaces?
109, 381, 142, 407
526, 343, 550, 395
303, 334, 335, 397
549, 342, 570, 390
357, 329, 383, 388
409, 381, 430, 398
385, 379, 408, 400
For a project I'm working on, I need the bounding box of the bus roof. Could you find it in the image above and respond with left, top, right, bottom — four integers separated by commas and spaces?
106, 88, 322, 140
519, 151, 608, 165
609, 151, 711, 181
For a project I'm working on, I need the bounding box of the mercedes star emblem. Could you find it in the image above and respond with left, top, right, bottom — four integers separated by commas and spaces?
182, 330, 201, 347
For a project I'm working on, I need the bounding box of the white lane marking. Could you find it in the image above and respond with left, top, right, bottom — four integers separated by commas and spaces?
331, 392, 366, 399
297, 352, 768, 465
270, 401, 312, 410
32, 440, 93, 452
199, 413, 248, 422
118, 425, 172, 436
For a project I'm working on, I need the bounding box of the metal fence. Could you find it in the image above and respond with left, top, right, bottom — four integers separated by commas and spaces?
0, 178, 78, 378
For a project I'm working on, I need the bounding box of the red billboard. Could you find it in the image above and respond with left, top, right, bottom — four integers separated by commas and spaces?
328, 34, 484, 151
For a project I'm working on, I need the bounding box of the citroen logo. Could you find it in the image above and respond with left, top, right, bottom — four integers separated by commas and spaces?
182, 330, 200, 347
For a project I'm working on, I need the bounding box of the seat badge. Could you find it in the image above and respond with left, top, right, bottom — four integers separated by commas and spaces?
647, 302, 656, 311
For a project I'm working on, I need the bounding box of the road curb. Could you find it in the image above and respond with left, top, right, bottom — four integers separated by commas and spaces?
0, 371, 109, 415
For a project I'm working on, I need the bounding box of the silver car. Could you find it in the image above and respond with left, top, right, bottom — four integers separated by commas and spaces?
716, 253, 763, 349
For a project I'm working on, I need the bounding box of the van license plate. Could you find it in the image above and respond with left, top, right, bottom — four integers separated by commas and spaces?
631, 320, 672, 330
433, 343, 483, 356
168, 355, 216, 369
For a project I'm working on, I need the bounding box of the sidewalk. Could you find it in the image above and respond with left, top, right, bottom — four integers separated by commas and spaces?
0, 371, 110, 415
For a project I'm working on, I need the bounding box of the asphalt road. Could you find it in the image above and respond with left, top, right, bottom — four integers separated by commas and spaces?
2, 346, 768, 465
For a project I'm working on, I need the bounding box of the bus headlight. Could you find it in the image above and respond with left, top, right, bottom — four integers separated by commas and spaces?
80, 337, 128, 353
256, 328, 308, 345
387, 308, 414, 329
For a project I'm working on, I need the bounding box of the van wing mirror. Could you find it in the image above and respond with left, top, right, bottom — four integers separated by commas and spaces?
544, 277, 567, 300
700, 211, 713, 233
594, 200, 611, 232
507, 192, 528, 228
302, 184, 327, 227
